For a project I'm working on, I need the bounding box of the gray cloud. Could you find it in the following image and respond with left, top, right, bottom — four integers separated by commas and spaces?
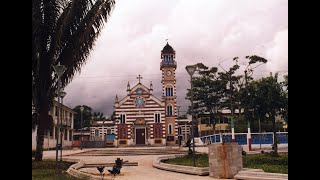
63, 0, 288, 115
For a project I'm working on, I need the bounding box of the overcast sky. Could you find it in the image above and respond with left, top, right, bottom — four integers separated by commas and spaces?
63, 0, 288, 117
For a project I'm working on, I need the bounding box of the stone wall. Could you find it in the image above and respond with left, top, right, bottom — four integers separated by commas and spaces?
208, 143, 242, 179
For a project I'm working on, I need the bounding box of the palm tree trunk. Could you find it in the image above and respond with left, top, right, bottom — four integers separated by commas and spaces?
272, 114, 278, 154
35, 53, 51, 161
34, 98, 51, 161
34, 124, 44, 161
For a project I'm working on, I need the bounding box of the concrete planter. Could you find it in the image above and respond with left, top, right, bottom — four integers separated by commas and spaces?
208, 143, 243, 179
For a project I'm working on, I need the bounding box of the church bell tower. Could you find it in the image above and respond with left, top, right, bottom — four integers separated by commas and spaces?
160, 42, 177, 145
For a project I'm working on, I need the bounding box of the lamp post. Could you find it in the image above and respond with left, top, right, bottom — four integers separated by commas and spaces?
186, 65, 196, 167
80, 106, 84, 150
59, 89, 67, 161
53, 62, 66, 173
226, 74, 235, 143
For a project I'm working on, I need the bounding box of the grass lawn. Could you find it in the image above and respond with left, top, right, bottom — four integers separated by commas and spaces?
243, 153, 288, 174
32, 160, 84, 180
163, 154, 209, 167
162, 153, 288, 174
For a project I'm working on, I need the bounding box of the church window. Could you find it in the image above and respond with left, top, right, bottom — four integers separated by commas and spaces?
136, 88, 144, 95
154, 113, 161, 123
167, 105, 173, 116
120, 114, 126, 124
135, 97, 145, 107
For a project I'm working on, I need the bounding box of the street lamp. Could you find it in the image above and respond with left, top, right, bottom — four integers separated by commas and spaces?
59, 89, 67, 161
226, 75, 235, 143
53, 62, 66, 173
80, 106, 84, 150
185, 65, 196, 167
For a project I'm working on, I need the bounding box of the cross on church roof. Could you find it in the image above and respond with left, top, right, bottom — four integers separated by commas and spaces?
137, 74, 143, 84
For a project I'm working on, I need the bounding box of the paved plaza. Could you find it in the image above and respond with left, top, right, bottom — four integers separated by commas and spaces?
43, 147, 229, 179
42, 145, 288, 180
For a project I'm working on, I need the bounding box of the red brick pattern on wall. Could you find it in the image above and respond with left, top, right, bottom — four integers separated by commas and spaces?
153, 124, 163, 138
118, 124, 128, 139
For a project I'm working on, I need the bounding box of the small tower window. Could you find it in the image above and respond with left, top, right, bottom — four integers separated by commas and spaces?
165, 87, 173, 96
168, 124, 173, 134
167, 105, 173, 116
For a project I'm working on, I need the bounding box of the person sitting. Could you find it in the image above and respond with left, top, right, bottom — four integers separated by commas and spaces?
108, 164, 120, 175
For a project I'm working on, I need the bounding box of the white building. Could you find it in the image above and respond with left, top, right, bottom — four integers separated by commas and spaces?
32, 100, 76, 150
90, 120, 116, 141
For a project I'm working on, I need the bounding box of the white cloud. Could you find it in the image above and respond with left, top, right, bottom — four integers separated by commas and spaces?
265, 29, 288, 73
63, 0, 288, 115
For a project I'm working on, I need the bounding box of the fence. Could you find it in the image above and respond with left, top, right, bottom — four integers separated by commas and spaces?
200, 132, 288, 145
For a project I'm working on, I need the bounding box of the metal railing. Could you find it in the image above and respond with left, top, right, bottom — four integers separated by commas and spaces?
200, 132, 288, 145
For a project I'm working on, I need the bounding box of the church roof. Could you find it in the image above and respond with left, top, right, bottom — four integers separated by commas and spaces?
115, 82, 164, 108
161, 42, 175, 54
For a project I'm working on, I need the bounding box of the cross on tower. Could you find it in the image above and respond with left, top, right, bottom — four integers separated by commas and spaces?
137, 74, 143, 83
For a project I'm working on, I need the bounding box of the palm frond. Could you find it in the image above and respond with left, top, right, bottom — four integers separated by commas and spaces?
56, 0, 115, 87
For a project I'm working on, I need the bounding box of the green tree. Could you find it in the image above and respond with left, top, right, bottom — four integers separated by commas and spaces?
218, 56, 267, 118
280, 75, 288, 123
240, 73, 286, 154
32, 0, 116, 161
73, 105, 93, 129
217, 63, 242, 115
186, 63, 226, 135
92, 111, 106, 121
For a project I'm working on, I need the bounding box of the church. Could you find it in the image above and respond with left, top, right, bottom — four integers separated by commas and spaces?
114, 42, 178, 146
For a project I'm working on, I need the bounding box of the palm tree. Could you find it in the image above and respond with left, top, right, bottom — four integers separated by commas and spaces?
32, 0, 116, 161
